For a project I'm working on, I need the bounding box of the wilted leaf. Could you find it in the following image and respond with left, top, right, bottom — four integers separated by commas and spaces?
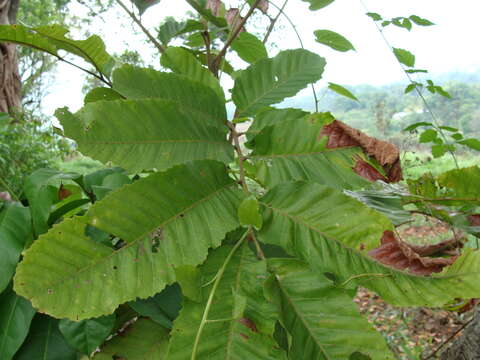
225, 8, 245, 33
206, 0, 223, 16
131, 0, 161, 15
320, 120, 403, 182
368, 231, 459, 275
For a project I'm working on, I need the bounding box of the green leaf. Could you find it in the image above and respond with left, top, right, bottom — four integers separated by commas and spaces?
404, 83, 417, 94
435, 86, 452, 98
301, 0, 335, 11
403, 121, 432, 132
157, 18, 204, 45
409, 15, 435, 26
14, 314, 77, 360
131, 0, 161, 15
55, 99, 233, 173
265, 259, 393, 359
129, 284, 182, 329
314, 30, 355, 52
231, 32, 268, 64
258, 182, 480, 307
0, 285, 36, 360
238, 196, 263, 230
366, 12, 382, 21
161, 46, 224, 100
392, 17, 412, 31
459, 138, 480, 151
84, 87, 123, 104
393, 48, 415, 67
439, 126, 458, 132
247, 113, 372, 189
112, 65, 227, 131
166, 244, 284, 359
184, 0, 228, 28
431, 144, 455, 158
0, 204, 32, 293
246, 107, 308, 140
232, 49, 326, 116
328, 82, 359, 101
93, 318, 169, 359
59, 315, 116, 355
34, 25, 114, 76
14, 161, 243, 320
419, 129, 438, 143
23, 168, 80, 236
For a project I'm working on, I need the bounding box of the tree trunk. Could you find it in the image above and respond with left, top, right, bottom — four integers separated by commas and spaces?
441, 309, 480, 360
0, 0, 21, 115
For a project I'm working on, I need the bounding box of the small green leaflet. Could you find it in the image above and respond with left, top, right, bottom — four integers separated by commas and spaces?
403, 122, 433, 132
366, 12, 382, 21
238, 196, 263, 230
302, 0, 335, 11
419, 129, 438, 143
314, 30, 355, 52
409, 15, 435, 26
328, 82, 359, 101
393, 48, 415, 67
459, 138, 480, 151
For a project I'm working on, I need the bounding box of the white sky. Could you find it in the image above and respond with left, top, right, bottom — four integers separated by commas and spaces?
42, 0, 480, 116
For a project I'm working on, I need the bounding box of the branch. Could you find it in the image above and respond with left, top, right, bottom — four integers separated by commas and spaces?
115, 0, 166, 54
263, 0, 288, 44
212, 0, 263, 72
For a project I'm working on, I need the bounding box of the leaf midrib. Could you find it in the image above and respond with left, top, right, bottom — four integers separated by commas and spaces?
31, 182, 238, 293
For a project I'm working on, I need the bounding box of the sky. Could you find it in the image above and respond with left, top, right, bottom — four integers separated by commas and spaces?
41, 0, 480, 116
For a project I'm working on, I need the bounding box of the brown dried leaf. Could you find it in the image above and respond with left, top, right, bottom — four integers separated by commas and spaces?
368, 231, 457, 275
468, 214, 480, 227
258, 0, 269, 14
225, 8, 245, 33
206, 0, 223, 17
321, 120, 403, 182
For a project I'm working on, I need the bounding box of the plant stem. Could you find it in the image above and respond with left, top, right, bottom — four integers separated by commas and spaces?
191, 230, 249, 360
268, 1, 319, 112
212, 0, 263, 73
227, 121, 250, 195
115, 0, 166, 54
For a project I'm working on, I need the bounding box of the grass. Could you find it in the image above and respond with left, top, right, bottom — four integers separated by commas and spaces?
402, 151, 479, 179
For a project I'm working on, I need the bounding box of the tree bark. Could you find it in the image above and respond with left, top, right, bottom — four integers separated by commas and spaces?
0, 0, 21, 115
441, 309, 480, 360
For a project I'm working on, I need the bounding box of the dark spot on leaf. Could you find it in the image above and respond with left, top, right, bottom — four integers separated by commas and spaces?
240, 333, 249, 340
113, 266, 118, 270
238, 317, 258, 332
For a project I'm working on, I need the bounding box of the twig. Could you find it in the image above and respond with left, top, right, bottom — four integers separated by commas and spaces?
115, 0, 166, 54
268, 1, 319, 112
249, 230, 266, 260
212, 0, 263, 73
358, 0, 459, 169
263, 0, 288, 44
191, 230, 249, 360
422, 316, 475, 360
